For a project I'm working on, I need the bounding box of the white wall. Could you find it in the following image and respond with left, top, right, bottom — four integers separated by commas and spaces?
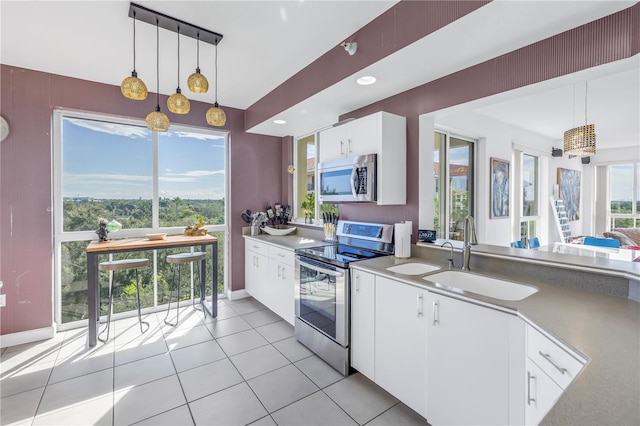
424, 111, 587, 246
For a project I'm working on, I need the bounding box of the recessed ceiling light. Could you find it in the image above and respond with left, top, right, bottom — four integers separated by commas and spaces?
274, 119, 287, 124
357, 76, 376, 85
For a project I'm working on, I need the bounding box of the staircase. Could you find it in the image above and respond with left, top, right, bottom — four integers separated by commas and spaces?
550, 196, 572, 243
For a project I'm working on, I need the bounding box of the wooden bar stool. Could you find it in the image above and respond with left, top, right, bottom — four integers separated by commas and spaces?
164, 251, 207, 326
98, 258, 150, 343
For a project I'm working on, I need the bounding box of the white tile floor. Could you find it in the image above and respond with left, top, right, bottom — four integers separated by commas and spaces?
0, 297, 430, 426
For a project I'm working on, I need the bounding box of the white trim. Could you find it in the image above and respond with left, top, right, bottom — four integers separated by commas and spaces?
226, 288, 250, 301
0, 325, 57, 348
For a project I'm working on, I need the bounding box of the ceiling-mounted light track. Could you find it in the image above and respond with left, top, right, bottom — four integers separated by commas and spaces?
128, 3, 223, 46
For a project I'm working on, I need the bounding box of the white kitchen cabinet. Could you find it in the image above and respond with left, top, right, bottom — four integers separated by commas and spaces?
318, 113, 378, 162
525, 357, 563, 425
350, 269, 376, 379
375, 276, 428, 418
245, 241, 268, 304
427, 293, 511, 425
244, 238, 295, 325
524, 324, 585, 425
318, 111, 406, 205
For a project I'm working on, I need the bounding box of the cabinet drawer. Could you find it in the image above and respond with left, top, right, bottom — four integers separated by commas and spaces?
527, 325, 584, 389
269, 246, 294, 266
245, 239, 269, 257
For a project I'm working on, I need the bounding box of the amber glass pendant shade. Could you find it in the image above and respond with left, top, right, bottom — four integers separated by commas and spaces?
167, 27, 190, 114
206, 102, 226, 126
167, 88, 190, 114
147, 19, 170, 132
187, 69, 209, 93
188, 34, 209, 93
121, 11, 147, 100
146, 106, 170, 132
121, 71, 148, 100
563, 124, 596, 157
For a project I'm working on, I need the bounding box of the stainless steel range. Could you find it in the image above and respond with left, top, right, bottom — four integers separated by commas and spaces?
294, 220, 394, 375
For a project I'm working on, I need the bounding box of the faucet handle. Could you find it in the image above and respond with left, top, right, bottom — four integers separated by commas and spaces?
447, 258, 454, 269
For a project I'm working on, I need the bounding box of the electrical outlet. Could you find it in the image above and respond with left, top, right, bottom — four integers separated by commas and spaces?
0, 294, 5, 307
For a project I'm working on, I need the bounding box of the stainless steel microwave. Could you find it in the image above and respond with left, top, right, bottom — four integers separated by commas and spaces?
318, 153, 377, 203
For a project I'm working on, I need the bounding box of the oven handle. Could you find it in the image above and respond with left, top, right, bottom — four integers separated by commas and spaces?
297, 257, 345, 278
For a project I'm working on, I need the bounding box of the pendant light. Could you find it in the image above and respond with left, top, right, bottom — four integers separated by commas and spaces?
187, 33, 209, 93
206, 44, 226, 126
167, 26, 191, 114
146, 19, 170, 132
563, 81, 596, 157
121, 11, 148, 100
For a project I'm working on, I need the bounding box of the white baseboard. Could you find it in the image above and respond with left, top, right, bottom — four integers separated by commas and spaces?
0, 325, 57, 349
226, 288, 249, 301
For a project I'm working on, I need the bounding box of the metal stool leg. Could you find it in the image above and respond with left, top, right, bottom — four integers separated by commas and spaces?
98, 272, 115, 343
164, 263, 180, 327
134, 268, 150, 334
192, 260, 205, 319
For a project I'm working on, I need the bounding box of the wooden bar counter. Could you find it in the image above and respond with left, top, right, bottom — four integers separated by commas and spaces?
86, 234, 218, 346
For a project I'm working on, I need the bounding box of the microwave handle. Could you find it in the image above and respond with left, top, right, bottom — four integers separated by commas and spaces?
297, 257, 345, 278
350, 166, 358, 198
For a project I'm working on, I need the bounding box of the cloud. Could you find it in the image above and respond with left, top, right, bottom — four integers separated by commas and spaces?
65, 173, 152, 183
165, 170, 225, 177
159, 176, 196, 183
66, 118, 149, 138
174, 131, 225, 142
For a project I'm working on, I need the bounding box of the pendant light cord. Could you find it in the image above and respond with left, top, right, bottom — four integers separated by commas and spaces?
177, 26, 181, 88
156, 19, 160, 108
215, 44, 218, 104
196, 34, 200, 70
132, 11, 137, 72
584, 81, 588, 124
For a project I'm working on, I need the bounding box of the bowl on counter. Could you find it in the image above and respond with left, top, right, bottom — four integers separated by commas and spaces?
260, 225, 297, 236
145, 233, 167, 241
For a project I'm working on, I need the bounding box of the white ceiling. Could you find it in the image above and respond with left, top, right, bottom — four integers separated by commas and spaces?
1, 1, 638, 150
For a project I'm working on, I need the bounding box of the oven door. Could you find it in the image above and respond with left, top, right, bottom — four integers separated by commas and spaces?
295, 255, 349, 346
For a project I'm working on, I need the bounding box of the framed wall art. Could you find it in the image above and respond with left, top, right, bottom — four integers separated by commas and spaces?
490, 157, 510, 219
557, 168, 581, 221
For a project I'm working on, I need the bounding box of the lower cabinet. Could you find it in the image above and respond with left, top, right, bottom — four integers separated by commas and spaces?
427, 293, 511, 425
244, 238, 295, 325
524, 324, 585, 425
350, 269, 376, 379
525, 358, 563, 425
375, 276, 428, 418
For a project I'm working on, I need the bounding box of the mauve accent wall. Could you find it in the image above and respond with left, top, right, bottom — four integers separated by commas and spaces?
244, 0, 490, 130
336, 3, 640, 237
0, 65, 283, 336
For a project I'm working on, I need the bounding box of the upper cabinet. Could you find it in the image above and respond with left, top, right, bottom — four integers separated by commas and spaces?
318, 111, 407, 205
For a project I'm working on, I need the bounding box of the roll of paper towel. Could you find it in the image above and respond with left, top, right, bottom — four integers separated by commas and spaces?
395, 222, 412, 258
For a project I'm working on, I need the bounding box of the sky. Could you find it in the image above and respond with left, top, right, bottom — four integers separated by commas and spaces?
62, 117, 225, 200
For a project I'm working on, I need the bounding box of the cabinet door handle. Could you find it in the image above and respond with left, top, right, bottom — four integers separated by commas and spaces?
282, 268, 286, 280
538, 351, 567, 375
355, 274, 360, 292
340, 140, 345, 155
527, 371, 536, 405
256, 257, 260, 268
348, 138, 353, 154
252, 256, 256, 267
432, 300, 439, 325
417, 294, 423, 317
253, 245, 259, 249
278, 253, 285, 258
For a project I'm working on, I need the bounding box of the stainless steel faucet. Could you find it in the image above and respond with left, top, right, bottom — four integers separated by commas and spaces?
441, 241, 455, 269
462, 215, 478, 271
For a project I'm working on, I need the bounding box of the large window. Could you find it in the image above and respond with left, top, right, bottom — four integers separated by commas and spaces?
609, 162, 640, 229
520, 153, 539, 243
53, 110, 227, 327
433, 131, 475, 240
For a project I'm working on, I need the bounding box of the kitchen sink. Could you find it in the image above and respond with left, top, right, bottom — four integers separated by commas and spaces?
386, 263, 441, 275
423, 270, 538, 301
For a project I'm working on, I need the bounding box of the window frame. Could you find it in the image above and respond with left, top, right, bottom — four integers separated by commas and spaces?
518, 152, 540, 244
608, 161, 639, 229
52, 109, 229, 330
433, 129, 476, 240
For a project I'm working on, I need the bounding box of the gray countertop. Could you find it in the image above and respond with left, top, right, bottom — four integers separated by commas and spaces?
350, 254, 640, 425
243, 229, 329, 251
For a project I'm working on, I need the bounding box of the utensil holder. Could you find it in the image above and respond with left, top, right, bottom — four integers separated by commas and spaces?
251, 225, 260, 236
